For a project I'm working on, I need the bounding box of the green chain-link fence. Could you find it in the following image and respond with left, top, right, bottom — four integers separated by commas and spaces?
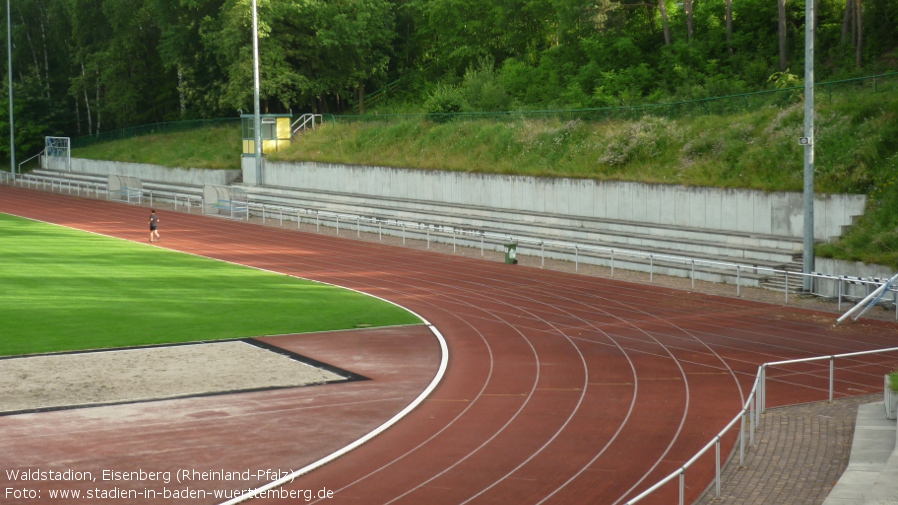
71, 118, 240, 149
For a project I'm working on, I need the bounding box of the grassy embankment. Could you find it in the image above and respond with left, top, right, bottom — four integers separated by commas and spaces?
71, 90, 898, 268
271, 90, 898, 269
0, 213, 420, 356
73, 123, 242, 170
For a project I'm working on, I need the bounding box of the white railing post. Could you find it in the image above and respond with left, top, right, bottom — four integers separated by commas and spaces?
650, 254, 654, 283
575, 245, 579, 272
336, 216, 340, 235
480, 233, 484, 256
737, 265, 741, 296
541, 242, 545, 267
760, 365, 767, 414
715, 438, 721, 498
837, 276, 843, 310
691, 259, 695, 290
679, 471, 685, 505
611, 249, 615, 277
829, 356, 835, 403
785, 271, 789, 303
750, 393, 756, 445
357, 216, 360, 237
739, 412, 746, 465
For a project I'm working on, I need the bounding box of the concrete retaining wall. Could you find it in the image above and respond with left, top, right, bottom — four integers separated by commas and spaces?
66, 158, 240, 186
260, 161, 866, 241
814, 258, 897, 299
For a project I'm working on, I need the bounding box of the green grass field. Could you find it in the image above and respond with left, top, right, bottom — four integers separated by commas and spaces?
0, 213, 421, 356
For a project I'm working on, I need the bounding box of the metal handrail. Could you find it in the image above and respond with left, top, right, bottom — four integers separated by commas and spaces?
626, 346, 898, 504
18, 150, 44, 174
291, 113, 323, 136
241, 200, 896, 314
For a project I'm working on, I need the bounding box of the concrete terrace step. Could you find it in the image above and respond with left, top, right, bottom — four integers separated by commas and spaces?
245, 185, 803, 266
251, 184, 806, 253
31, 169, 204, 197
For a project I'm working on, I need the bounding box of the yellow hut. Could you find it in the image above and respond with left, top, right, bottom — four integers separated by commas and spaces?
241, 114, 291, 155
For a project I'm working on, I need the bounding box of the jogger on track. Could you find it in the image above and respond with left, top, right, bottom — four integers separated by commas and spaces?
149, 210, 161, 242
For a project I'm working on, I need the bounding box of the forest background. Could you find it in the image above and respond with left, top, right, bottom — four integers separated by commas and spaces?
1, 0, 896, 162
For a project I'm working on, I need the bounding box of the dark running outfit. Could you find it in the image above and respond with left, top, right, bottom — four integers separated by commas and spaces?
149, 214, 158, 231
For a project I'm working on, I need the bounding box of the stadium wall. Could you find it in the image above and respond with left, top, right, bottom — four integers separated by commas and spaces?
67, 158, 240, 186
261, 161, 866, 241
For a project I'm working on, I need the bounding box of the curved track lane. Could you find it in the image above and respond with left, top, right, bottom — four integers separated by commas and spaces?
2, 186, 897, 505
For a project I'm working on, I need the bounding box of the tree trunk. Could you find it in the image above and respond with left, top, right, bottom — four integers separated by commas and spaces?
74, 96, 81, 135
842, 0, 854, 44
726, 0, 733, 51
82, 63, 92, 135
856, 0, 863, 67
178, 67, 186, 117
96, 68, 101, 133
24, 28, 44, 92
39, 16, 49, 98
684, 0, 694, 42
778, 0, 788, 70
358, 83, 365, 114
659, 0, 672, 45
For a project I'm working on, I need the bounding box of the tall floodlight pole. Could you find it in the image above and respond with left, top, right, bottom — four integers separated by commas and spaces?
251, 0, 262, 185
802, 0, 815, 291
7, 0, 14, 181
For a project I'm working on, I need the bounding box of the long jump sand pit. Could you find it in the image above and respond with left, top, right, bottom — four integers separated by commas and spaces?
0, 340, 348, 414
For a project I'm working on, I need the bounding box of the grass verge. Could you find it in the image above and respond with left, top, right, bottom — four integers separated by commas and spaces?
72, 124, 241, 170
0, 213, 420, 356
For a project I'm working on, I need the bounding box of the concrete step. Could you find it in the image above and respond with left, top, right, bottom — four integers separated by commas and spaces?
249, 184, 805, 253
245, 186, 801, 265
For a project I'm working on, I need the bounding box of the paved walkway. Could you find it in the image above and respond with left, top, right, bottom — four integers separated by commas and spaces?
696, 394, 881, 505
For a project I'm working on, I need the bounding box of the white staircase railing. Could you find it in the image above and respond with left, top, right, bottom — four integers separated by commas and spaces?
291, 113, 323, 137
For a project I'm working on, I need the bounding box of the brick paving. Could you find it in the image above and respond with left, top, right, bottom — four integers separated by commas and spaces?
695, 394, 880, 505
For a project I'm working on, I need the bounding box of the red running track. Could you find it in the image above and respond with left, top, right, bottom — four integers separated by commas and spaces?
1, 186, 897, 505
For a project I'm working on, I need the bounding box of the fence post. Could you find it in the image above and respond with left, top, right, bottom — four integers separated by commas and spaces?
838, 277, 842, 310
737, 265, 741, 296
379, 222, 382, 241
453, 232, 456, 252
403, 224, 406, 245
575, 246, 579, 272
740, 412, 746, 465
357, 216, 360, 237
427, 227, 430, 248
761, 365, 767, 414
336, 216, 340, 235
715, 438, 721, 498
679, 471, 685, 505
611, 250, 615, 277
829, 356, 835, 403
750, 392, 756, 445
541, 242, 545, 268
316, 212, 320, 232
785, 272, 789, 303
481, 233, 484, 257
650, 255, 654, 283
691, 259, 695, 290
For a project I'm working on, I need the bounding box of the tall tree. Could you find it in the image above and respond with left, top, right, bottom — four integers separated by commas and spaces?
659, 0, 671, 45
